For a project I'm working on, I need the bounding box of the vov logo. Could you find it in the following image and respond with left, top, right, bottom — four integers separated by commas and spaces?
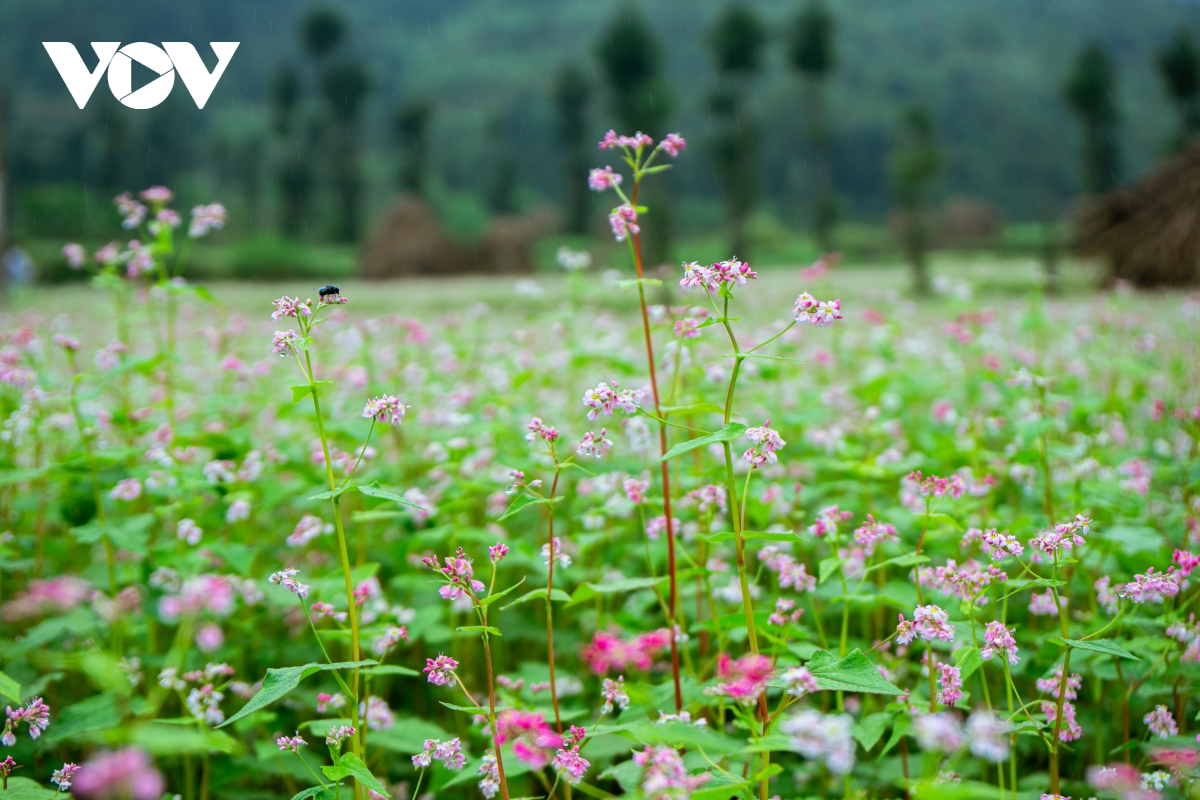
42, 42, 239, 110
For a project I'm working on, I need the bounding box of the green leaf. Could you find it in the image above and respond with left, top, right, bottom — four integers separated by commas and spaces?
928, 512, 963, 531
953, 646, 983, 682
290, 384, 313, 403
129, 722, 240, 755
219, 660, 376, 728
1049, 637, 1140, 661
440, 701, 484, 714
355, 481, 423, 509
880, 714, 912, 757
480, 577, 526, 607
308, 487, 349, 501
290, 788, 335, 800
0, 671, 20, 704
818, 557, 842, 584
651, 422, 748, 465
569, 576, 666, 605
456, 625, 502, 637
806, 649, 904, 695
365, 665, 420, 677
501, 587, 572, 610
43, 694, 119, 744
0, 777, 58, 799
705, 530, 797, 544
906, 780, 1008, 800
498, 494, 557, 521
851, 713, 890, 751
620, 721, 743, 755
322, 753, 389, 796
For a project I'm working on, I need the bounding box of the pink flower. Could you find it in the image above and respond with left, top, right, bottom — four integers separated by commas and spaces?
577, 429, 612, 458
1087, 763, 1141, 794
114, 193, 147, 228
1119, 458, 1153, 496
1041, 700, 1082, 741
792, 292, 843, 327
588, 166, 622, 191
705, 653, 773, 705
854, 515, 898, 555
633, 745, 711, 799
271, 296, 311, 321
1120, 567, 1182, 604
1173, 550, 1200, 576
110, 478, 142, 501
895, 605, 955, 644
624, 477, 649, 504
139, 185, 173, 204
489, 542, 509, 563
906, 471, 966, 499
2, 577, 91, 620
598, 130, 621, 149
966, 711, 1011, 763
553, 745, 590, 785
981, 621, 1020, 665
1029, 514, 1091, 555
1037, 667, 1082, 700
362, 394, 408, 425
325, 725, 356, 747
478, 751, 501, 798
780, 711, 856, 774
580, 629, 670, 674
1028, 589, 1061, 616
685, 484, 727, 513
62, 243, 87, 268
582, 381, 643, 421
276, 732, 306, 752
268, 568, 309, 599
189, 204, 227, 238
316, 692, 345, 713
743, 420, 786, 467
51, 762, 82, 791
913, 712, 964, 753
660, 133, 686, 157
601, 676, 630, 714
781, 666, 819, 697
496, 709, 563, 769
609, 203, 639, 241
72, 748, 164, 800
644, 515, 679, 541
194, 623, 224, 653
176, 518, 203, 546
936, 663, 962, 707
424, 654, 458, 686
1145, 704, 1179, 738
808, 505, 852, 538
272, 330, 303, 357
769, 597, 804, 626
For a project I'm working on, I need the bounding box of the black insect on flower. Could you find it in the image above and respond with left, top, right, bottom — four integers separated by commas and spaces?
318, 285, 340, 299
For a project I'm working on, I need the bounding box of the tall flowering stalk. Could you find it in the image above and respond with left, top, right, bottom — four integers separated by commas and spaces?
590, 129, 687, 711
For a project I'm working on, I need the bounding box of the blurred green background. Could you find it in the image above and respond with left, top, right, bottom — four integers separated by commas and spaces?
1, 0, 1197, 284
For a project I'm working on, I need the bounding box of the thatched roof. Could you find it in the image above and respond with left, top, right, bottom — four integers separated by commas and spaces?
1074, 144, 1200, 287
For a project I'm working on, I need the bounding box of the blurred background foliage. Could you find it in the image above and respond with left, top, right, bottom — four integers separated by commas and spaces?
1, 0, 1199, 281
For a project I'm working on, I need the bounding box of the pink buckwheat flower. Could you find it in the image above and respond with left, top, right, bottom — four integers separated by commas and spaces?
189, 203, 227, 238
272, 330, 303, 357
72, 748, 164, 800
271, 296, 311, 321
1037, 666, 1082, 700
1028, 589, 1061, 616
982, 621, 1020, 665
496, 709, 563, 769
661, 133, 686, 156
276, 733, 306, 752
781, 710, 856, 774
63, 243, 87, 268
895, 605, 955, 644
808, 504, 852, 538
582, 380, 643, 421
1173, 549, 1200, 576
633, 744, 711, 799
601, 676, 630, 714
743, 420, 786, 467
362, 394, 408, 425
609, 203, 639, 241
966, 711, 1011, 763
267, 567, 309, 599
176, 518, 202, 546
1120, 567, 1182, 604
52, 762, 82, 791
489, 542, 509, 563
936, 663, 963, 707
110, 478, 142, 501
624, 477, 650, 504
1041, 700, 1082, 741
704, 653, 773, 705
325, 726, 356, 747
793, 292, 843, 326
854, 515, 898, 555
781, 666, 819, 697
424, 654, 458, 687
588, 166, 622, 191
1145, 705, 1178, 738
577, 429, 612, 458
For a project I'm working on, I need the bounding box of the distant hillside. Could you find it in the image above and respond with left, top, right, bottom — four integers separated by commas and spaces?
2, 0, 1197, 234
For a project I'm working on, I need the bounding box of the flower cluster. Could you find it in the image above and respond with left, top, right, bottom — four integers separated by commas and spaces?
582, 381, 643, 421
704, 653, 773, 705
792, 292, 843, 326
743, 420, 786, 467
679, 258, 758, 293
412, 737, 465, 770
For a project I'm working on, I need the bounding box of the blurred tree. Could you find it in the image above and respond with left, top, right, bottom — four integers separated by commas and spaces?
487, 111, 517, 215
1063, 41, 1120, 194
237, 137, 265, 230
890, 104, 941, 296
708, 3, 766, 259
788, 0, 837, 252
394, 99, 434, 198
320, 60, 371, 242
596, 7, 673, 264
0, 64, 8, 275
300, 7, 347, 60
1157, 29, 1200, 148
552, 64, 592, 234
272, 65, 310, 238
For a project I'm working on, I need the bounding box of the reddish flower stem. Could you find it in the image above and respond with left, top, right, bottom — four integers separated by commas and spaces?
630, 180, 684, 714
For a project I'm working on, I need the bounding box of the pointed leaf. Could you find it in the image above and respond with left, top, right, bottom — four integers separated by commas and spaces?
1049, 637, 1140, 661
851, 712, 890, 751
818, 557, 842, 584
480, 577, 526, 607
290, 384, 313, 404
323, 752, 389, 796
0, 671, 20, 704
498, 494, 558, 521
806, 649, 904, 695
456, 625, 502, 637
219, 660, 376, 728
355, 481, 424, 509
501, 587, 572, 610
308, 487, 349, 501
953, 646, 983, 682
290, 788, 335, 800
651, 422, 748, 465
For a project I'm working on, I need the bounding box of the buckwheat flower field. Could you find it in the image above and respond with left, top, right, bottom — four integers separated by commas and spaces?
1, 140, 1199, 800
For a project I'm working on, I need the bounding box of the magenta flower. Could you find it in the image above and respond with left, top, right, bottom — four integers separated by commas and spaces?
553, 745, 590, 785
661, 133, 686, 156
633, 745, 711, 799
72, 748, 164, 800
598, 130, 621, 149
576, 429, 612, 458
588, 166, 622, 191
489, 542, 509, 563
496, 709, 563, 769
895, 605, 955, 644
793, 292, 843, 326
325, 725, 356, 747
271, 330, 303, 357
51, 762, 82, 791
1037, 666, 1082, 700
580, 629, 670, 674
704, 653, 773, 705
853, 515, 898, 555
624, 477, 649, 504
1040, 700, 1082, 741
582, 380, 643, 421
1120, 567, 1182, 604
424, 654, 458, 687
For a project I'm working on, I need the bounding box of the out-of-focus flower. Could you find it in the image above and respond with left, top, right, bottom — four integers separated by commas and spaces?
363, 395, 408, 425
1144, 705, 1178, 738
268, 567, 309, 599
966, 711, 1010, 762
189, 204, 227, 238
781, 710, 856, 774
601, 676, 630, 714
588, 166, 622, 191
704, 653, 773, 705
72, 748, 164, 800
914, 712, 964, 753
609, 204, 639, 242
633, 744, 711, 799
62, 243, 87, 268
